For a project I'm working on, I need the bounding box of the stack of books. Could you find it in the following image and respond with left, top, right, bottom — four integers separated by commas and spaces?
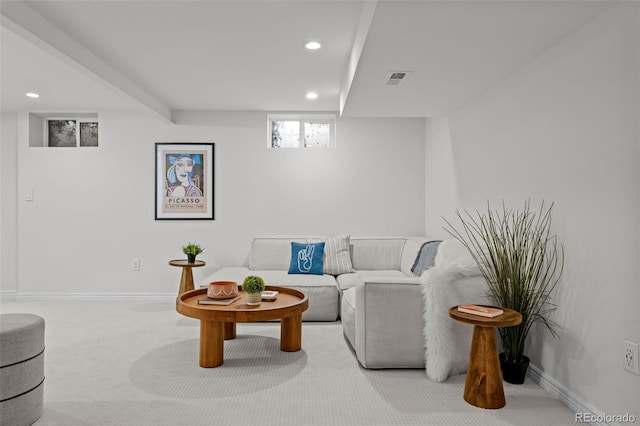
261, 291, 279, 301
457, 304, 504, 318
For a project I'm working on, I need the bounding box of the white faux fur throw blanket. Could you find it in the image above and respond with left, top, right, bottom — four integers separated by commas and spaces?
420, 239, 491, 382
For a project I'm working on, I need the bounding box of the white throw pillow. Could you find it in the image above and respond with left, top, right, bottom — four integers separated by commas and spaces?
322, 235, 354, 275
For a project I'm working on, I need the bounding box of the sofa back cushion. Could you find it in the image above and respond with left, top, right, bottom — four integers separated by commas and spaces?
349, 237, 407, 271
250, 237, 312, 270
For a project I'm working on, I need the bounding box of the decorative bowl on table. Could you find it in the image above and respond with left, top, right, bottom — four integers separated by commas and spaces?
207, 281, 239, 299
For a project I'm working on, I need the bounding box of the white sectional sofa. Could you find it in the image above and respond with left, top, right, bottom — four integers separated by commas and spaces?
200, 236, 427, 321
200, 235, 489, 379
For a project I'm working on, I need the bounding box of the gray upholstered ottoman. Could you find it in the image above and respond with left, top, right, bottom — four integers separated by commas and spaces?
0, 314, 45, 426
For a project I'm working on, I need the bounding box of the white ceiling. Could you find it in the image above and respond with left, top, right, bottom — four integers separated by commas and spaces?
0, 1, 615, 120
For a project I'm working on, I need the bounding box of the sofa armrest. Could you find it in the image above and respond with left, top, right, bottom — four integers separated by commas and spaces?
354, 277, 425, 368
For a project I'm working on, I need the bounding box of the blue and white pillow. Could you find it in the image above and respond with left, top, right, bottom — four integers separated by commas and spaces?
288, 242, 325, 275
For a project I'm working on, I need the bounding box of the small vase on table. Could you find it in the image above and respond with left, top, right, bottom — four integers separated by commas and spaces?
242, 275, 266, 306
246, 292, 261, 306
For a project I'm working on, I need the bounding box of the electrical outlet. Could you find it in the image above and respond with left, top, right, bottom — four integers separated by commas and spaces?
131, 258, 140, 271
623, 339, 639, 374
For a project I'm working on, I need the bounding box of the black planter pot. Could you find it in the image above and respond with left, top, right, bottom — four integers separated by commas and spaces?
187, 254, 196, 263
499, 353, 530, 384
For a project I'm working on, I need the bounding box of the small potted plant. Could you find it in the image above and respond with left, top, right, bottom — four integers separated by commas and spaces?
182, 242, 204, 263
242, 275, 265, 306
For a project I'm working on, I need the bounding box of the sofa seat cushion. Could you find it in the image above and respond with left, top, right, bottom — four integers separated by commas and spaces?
201, 267, 339, 321
202, 267, 336, 288
336, 270, 410, 292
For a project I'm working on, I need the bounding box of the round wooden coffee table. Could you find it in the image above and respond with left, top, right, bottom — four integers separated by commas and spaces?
449, 306, 522, 409
176, 286, 308, 368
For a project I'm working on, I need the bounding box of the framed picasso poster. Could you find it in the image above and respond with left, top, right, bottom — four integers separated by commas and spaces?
155, 143, 214, 220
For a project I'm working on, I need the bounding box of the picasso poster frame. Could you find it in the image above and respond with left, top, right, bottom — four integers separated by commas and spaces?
155, 143, 214, 220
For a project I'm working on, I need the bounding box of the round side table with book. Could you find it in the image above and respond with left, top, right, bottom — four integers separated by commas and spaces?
449, 305, 522, 409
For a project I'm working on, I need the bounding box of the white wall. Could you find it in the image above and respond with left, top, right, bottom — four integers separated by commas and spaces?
11, 111, 424, 296
426, 3, 639, 417
1, 112, 19, 294
28, 113, 44, 147
424, 117, 456, 239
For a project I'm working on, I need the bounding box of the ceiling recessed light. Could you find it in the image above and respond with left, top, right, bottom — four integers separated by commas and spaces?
26, 92, 40, 98
305, 92, 318, 100
305, 41, 321, 50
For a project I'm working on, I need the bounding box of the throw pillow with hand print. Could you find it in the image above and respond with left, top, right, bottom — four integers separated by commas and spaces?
288, 242, 325, 275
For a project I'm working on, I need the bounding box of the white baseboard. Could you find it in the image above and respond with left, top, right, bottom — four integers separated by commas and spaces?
0, 291, 17, 300
529, 364, 613, 426
13, 292, 176, 301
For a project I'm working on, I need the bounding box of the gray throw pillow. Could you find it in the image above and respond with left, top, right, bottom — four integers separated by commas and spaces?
323, 235, 354, 275
411, 240, 442, 276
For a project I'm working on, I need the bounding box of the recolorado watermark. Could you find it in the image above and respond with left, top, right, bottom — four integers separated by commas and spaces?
576, 412, 636, 423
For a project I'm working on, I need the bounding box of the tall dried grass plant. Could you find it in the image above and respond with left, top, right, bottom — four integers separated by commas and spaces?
444, 200, 564, 363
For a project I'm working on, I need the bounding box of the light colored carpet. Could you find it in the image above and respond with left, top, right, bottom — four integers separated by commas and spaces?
0, 299, 577, 425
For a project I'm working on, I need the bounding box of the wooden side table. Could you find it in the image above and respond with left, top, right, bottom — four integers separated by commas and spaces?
449, 306, 522, 409
169, 259, 206, 295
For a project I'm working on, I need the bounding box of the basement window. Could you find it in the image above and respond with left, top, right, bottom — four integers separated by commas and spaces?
47, 118, 99, 147
268, 114, 335, 148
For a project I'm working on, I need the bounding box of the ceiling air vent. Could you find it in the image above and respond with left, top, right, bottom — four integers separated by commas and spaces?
386, 71, 411, 86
